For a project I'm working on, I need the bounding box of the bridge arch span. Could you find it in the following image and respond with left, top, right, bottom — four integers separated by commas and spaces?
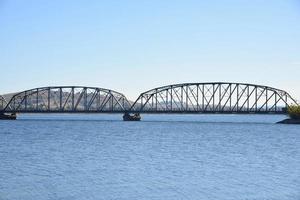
3, 86, 131, 113
129, 82, 298, 114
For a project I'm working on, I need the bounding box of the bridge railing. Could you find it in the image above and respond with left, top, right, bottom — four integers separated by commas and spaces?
129, 82, 298, 113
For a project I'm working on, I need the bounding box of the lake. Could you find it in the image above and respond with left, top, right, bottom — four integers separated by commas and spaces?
0, 114, 299, 200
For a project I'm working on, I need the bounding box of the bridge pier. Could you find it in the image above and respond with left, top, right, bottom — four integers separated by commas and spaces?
123, 113, 141, 121
0, 113, 17, 120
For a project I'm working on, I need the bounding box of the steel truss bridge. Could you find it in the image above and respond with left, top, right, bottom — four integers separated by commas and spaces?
0, 83, 298, 119
129, 82, 297, 114
0, 87, 131, 113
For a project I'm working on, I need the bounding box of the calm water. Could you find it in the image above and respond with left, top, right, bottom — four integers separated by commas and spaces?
0, 114, 299, 200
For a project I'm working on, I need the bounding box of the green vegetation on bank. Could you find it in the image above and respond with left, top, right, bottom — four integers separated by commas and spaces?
288, 105, 300, 120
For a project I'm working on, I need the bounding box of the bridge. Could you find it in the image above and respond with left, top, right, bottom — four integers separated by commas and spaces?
0, 82, 298, 120
0, 86, 131, 113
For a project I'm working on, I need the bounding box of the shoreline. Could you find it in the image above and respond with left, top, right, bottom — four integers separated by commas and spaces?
277, 118, 300, 124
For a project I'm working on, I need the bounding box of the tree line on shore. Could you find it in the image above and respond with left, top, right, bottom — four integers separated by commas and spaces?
288, 105, 300, 120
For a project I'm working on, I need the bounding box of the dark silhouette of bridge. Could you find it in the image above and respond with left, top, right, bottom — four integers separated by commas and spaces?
0, 83, 298, 120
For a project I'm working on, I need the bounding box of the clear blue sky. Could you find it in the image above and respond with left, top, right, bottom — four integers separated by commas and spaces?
0, 0, 299, 100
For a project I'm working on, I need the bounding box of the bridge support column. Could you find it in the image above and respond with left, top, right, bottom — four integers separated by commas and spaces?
123, 113, 141, 121
0, 112, 17, 120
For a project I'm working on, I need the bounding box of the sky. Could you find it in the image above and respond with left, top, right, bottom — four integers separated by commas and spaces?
0, 0, 300, 101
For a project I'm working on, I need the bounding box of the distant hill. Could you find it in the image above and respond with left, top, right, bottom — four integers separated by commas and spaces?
2, 93, 18, 103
